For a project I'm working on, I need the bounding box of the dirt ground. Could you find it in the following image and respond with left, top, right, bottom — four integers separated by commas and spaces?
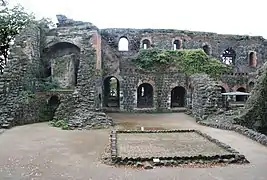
0, 113, 267, 180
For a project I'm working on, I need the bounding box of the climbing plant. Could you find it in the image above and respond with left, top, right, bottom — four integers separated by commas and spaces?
132, 48, 232, 78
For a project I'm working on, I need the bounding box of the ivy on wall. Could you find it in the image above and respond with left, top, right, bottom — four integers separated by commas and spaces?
132, 48, 232, 78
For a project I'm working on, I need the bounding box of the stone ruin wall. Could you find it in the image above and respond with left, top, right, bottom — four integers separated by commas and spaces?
101, 28, 267, 111
1, 15, 267, 128
0, 25, 42, 127
189, 74, 221, 120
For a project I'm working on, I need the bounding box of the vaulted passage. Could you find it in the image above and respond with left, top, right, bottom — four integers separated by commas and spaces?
137, 83, 153, 108
236, 87, 246, 102
103, 77, 120, 107
171, 86, 186, 108
44, 42, 80, 89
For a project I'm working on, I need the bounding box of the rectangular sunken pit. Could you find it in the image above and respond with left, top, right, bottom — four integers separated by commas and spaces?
110, 130, 249, 167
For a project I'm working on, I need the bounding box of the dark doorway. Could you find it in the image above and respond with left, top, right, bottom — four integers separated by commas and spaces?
203, 45, 211, 55
103, 77, 120, 107
171, 86, 186, 108
41, 95, 60, 121
236, 87, 246, 101
137, 83, 153, 108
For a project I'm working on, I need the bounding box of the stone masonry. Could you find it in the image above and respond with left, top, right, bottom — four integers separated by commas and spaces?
0, 15, 267, 129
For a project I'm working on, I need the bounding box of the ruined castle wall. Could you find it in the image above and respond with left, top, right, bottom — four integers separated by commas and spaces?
101, 28, 266, 73
190, 74, 221, 120
118, 70, 187, 112
0, 25, 41, 127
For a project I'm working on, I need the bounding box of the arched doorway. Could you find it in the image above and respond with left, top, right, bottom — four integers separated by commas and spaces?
42, 95, 60, 121
103, 77, 120, 107
137, 83, 153, 108
171, 86, 186, 108
236, 87, 246, 101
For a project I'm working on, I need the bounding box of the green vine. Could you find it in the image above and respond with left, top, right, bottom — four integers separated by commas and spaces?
132, 48, 232, 78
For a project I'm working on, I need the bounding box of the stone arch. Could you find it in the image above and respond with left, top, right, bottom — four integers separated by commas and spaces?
220, 47, 236, 65
170, 86, 186, 108
103, 76, 120, 107
137, 83, 153, 108
173, 39, 182, 50
141, 39, 151, 49
118, 36, 129, 51
45, 42, 80, 89
46, 95, 61, 121
236, 87, 246, 102
248, 51, 257, 67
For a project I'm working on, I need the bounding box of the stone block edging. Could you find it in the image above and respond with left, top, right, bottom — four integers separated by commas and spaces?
197, 121, 267, 147
110, 129, 249, 167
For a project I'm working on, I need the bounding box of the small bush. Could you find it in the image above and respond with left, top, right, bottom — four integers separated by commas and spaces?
50, 119, 69, 130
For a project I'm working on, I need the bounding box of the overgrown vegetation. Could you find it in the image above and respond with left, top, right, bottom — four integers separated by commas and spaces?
50, 119, 69, 130
133, 48, 232, 78
0, 1, 34, 73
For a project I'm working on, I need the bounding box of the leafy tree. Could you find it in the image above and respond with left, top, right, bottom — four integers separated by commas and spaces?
0, 1, 34, 73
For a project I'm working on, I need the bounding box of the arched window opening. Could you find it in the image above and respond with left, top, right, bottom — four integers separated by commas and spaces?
171, 86, 186, 108
173, 40, 182, 50
249, 52, 257, 67
203, 45, 211, 55
142, 39, 151, 49
137, 83, 153, 108
220, 47, 236, 65
248, 82, 255, 92
118, 37, 129, 51
103, 77, 120, 107
236, 87, 246, 102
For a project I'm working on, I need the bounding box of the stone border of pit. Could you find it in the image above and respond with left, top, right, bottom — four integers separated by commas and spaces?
110, 129, 249, 168
197, 121, 267, 147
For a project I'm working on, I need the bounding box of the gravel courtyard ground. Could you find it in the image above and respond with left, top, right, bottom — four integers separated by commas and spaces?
117, 132, 230, 158
0, 113, 267, 180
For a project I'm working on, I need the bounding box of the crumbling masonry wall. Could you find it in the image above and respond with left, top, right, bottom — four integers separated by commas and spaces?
0, 25, 42, 127
1, 15, 267, 128
190, 74, 221, 120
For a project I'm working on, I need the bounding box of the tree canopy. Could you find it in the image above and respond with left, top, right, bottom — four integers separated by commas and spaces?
0, 1, 34, 73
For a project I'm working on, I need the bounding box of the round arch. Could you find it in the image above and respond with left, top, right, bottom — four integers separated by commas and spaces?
171, 86, 186, 108
103, 76, 120, 108
137, 83, 153, 108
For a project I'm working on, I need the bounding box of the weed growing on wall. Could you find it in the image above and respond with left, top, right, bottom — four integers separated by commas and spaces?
133, 48, 232, 78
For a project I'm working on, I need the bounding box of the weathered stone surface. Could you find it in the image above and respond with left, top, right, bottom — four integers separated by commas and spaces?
190, 74, 221, 120
0, 14, 267, 131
